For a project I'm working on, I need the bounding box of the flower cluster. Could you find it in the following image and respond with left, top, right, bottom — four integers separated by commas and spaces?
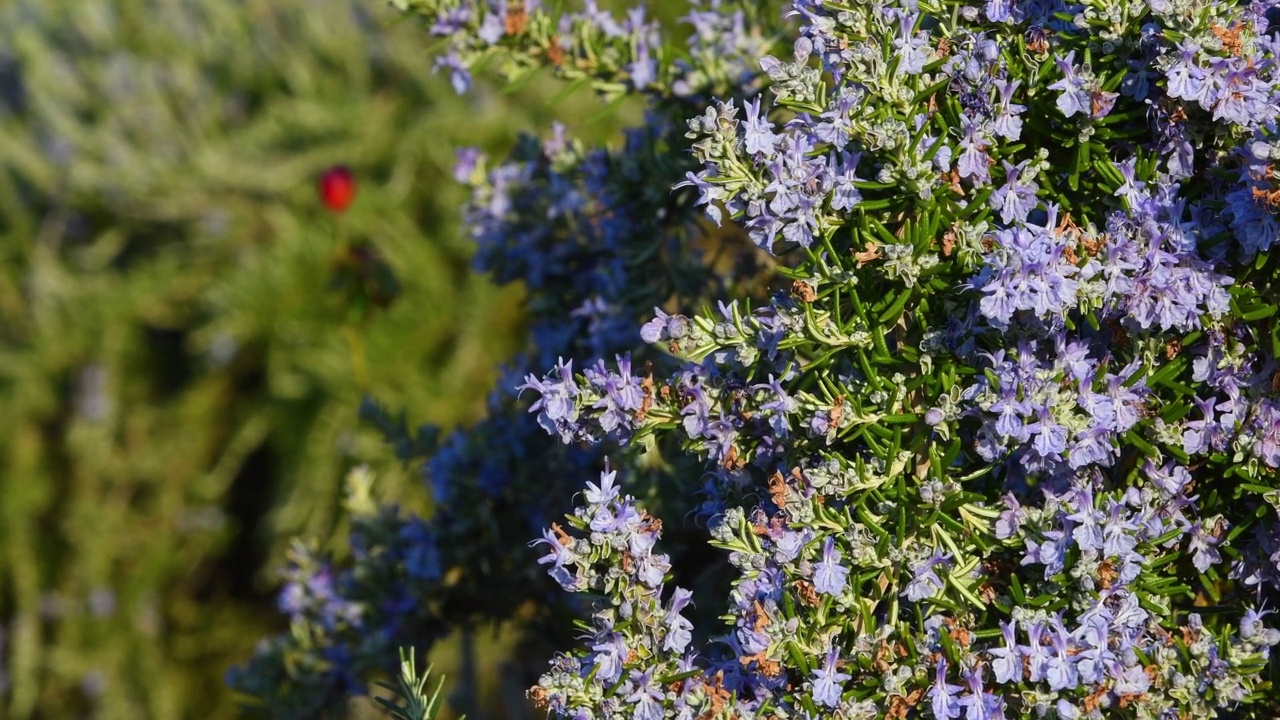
515, 0, 1280, 717
227, 470, 450, 716
530, 468, 705, 719
972, 191, 1232, 333
398, 0, 767, 99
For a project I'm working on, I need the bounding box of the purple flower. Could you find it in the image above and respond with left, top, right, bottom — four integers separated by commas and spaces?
628, 48, 657, 89
434, 53, 472, 95
989, 620, 1021, 684
1165, 40, 1205, 101
1183, 396, 1224, 455
930, 658, 964, 720
1044, 616, 1079, 691
1028, 404, 1068, 458
829, 151, 863, 211
1111, 662, 1151, 696
892, 10, 930, 75
675, 170, 724, 225
990, 160, 1039, 224
903, 549, 951, 601
1240, 607, 1280, 646
1188, 522, 1224, 573
1023, 620, 1051, 683
1048, 51, 1090, 117
704, 415, 739, 463
811, 649, 851, 708
1072, 615, 1115, 684
533, 527, 581, 591
520, 358, 581, 441
584, 466, 621, 505
1089, 89, 1118, 119
775, 528, 809, 562
663, 588, 695, 653
591, 633, 627, 684
1115, 157, 1146, 208
454, 147, 482, 183
742, 97, 776, 156
624, 669, 664, 720
985, 0, 1015, 23
992, 78, 1025, 140
957, 114, 992, 184
959, 666, 1005, 720
813, 537, 849, 595
1250, 399, 1280, 468
1067, 486, 1104, 553
995, 494, 1022, 539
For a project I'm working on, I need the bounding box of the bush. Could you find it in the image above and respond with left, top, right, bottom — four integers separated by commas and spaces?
238, 0, 1280, 718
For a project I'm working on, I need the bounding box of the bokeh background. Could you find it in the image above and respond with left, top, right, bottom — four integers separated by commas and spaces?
0, 0, 655, 717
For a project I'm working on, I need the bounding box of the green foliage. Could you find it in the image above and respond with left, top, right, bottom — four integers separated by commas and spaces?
0, 0, 639, 716
374, 650, 457, 720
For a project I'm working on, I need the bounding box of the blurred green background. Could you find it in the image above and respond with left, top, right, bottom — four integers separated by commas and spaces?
0, 0, 644, 717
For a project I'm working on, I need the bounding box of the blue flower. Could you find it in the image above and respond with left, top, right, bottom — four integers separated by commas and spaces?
662, 588, 695, 654
902, 549, 950, 601
1048, 51, 1090, 117
624, 669, 665, 720
1164, 40, 1205, 101
798, 648, 845, 709
959, 665, 1005, 720
988, 620, 1021, 684
813, 537, 849, 595
930, 658, 964, 720
990, 160, 1038, 224
742, 97, 777, 156
591, 632, 628, 685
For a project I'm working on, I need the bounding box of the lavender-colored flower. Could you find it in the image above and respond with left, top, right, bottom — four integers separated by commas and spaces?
1044, 615, 1079, 691
990, 160, 1039, 224
591, 632, 628, 685
624, 669, 665, 720
813, 537, 849, 595
1240, 607, 1280, 646
930, 659, 965, 720
988, 620, 1021, 684
1114, 157, 1146, 208
1165, 40, 1205, 101
435, 53, 473, 95
992, 78, 1025, 140
584, 466, 621, 505
533, 527, 581, 591
892, 10, 930, 75
902, 549, 951, 602
1188, 521, 1224, 573
662, 588, 695, 653
811, 649, 851, 708
1048, 51, 1090, 117
1111, 662, 1151, 696
1072, 614, 1115, 684
957, 114, 992, 184
742, 97, 777, 156
995, 494, 1022, 539
520, 358, 581, 441
675, 170, 725, 225
959, 665, 1005, 720
1023, 620, 1052, 684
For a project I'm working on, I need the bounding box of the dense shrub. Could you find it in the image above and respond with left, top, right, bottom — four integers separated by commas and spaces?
238, 0, 1280, 718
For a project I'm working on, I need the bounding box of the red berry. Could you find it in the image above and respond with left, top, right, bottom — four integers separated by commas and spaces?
318, 165, 356, 213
